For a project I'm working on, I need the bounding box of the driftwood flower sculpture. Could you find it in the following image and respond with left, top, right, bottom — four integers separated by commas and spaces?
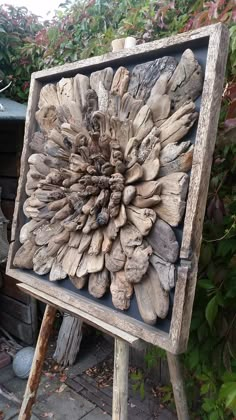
14, 49, 203, 325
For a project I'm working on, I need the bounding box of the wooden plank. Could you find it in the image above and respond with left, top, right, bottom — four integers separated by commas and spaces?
0, 123, 24, 153
0, 177, 18, 200
1, 200, 15, 222
0, 294, 32, 324
17, 282, 142, 346
32, 23, 224, 82
0, 153, 18, 177
0, 311, 34, 345
0, 273, 29, 304
65, 377, 83, 393
176, 22, 229, 352
78, 376, 112, 415
167, 352, 189, 420
7, 77, 41, 249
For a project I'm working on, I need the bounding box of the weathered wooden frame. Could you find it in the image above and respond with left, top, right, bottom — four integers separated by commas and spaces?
7, 23, 229, 354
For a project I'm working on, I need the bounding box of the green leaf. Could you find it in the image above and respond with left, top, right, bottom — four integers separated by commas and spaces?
198, 278, 215, 291
205, 296, 218, 329
188, 347, 199, 370
219, 382, 236, 410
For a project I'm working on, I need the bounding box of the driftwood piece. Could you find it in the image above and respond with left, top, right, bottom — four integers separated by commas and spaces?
119, 93, 143, 122
128, 56, 177, 101
160, 140, 192, 165
126, 205, 156, 236
114, 204, 127, 229
87, 252, 104, 274
38, 84, 59, 109
53, 314, 83, 368
120, 223, 142, 257
90, 68, 114, 92
153, 172, 189, 226
69, 274, 88, 289
132, 194, 161, 209
154, 195, 186, 227
88, 230, 103, 255
105, 237, 126, 272
134, 276, 157, 325
137, 127, 160, 164
159, 101, 198, 148
110, 67, 129, 96
19, 219, 44, 244
150, 253, 176, 291
30, 131, 46, 153
33, 246, 54, 275
147, 219, 179, 263
88, 268, 110, 298
148, 264, 169, 318
167, 49, 203, 111
34, 222, 63, 246
133, 105, 154, 141
13, 240, 38, 269
159, 145, 194, 177
74, 73, 90, 117
125, 163, 143, 184
62, 247, 83, 277
110, 271, 133, 310
147, 74, 171, 126
125, 242, 152, 283
78, 234, 92, 253
122, 186, 136, 206
49, 259, 67, 281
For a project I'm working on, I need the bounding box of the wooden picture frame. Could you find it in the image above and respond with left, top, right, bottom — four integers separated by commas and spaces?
7, 23, 229, 354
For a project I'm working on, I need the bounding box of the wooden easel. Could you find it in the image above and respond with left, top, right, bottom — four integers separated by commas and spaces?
6, 24, 229, 420
17, 289, 189, 420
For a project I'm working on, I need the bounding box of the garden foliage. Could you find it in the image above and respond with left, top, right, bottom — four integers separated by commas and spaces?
0, 1, 236, 417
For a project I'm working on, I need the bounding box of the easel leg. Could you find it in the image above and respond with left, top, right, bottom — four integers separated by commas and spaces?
19, 305, 57, 420
166, 352, 189, 420
112, 338, 129, 420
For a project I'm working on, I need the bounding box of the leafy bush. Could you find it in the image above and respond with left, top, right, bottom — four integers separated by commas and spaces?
1, 0, 236, 417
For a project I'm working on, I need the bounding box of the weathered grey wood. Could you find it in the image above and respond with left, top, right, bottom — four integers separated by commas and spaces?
147, 219, 179, 263
178, 23, 229, 351
19, 305, 56, 420
150, 254, 176, 292
128, 56, 177, 101
53, 314, 83, 367
0, 295, 32, 324
112, 338, 129, 420
18, 283, 141, 345
166, 352, 189, 420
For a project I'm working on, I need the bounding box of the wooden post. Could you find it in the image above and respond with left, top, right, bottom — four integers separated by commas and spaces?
19, 304, 57, 420
166, 351, 189, 420
112, 338, 129, 420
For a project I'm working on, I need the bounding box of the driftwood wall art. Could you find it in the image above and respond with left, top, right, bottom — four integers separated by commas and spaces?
13, 48, 202, 325
7, 24, 229, 353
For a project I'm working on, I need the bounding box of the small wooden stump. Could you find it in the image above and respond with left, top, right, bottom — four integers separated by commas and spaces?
53, 314, 83, 367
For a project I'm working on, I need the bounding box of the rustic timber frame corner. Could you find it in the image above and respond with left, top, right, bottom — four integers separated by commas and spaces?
7, 23, 229, 354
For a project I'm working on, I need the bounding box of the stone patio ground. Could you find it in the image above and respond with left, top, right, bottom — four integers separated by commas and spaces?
0, 336, 176, 419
